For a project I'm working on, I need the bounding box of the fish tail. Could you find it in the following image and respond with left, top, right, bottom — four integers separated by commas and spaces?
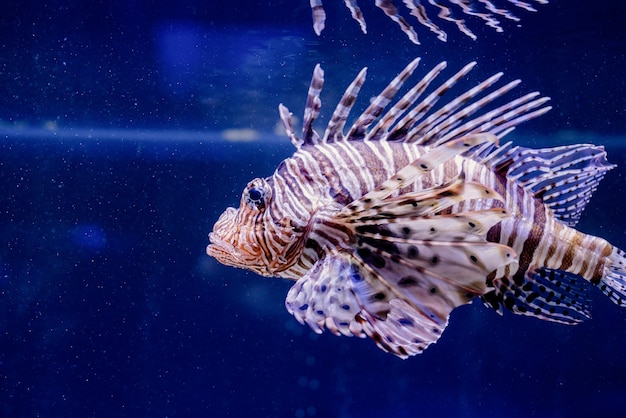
601, 247, 626, 306
481, 227, 626, 324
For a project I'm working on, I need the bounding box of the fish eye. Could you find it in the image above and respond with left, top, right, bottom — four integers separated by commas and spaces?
246, 186, 265, 208
249, 187, 263, 201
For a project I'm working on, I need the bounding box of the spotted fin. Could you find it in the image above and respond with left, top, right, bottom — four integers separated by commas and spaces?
354, 208, 512, 243
287, 150, 516, 356
285, 253, 366, 338
340, 130, 515, 320
481, 268, 592, 324
345, 181, 516, 324
286, 231, 515, 358
285, 252, 452, 357
353, 235, 515, 314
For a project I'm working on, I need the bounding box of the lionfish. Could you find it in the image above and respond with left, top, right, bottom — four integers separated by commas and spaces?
207, 58, 626, 358
309, 0, 549, 44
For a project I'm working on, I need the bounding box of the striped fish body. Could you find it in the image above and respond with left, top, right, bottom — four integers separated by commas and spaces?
281, 140, 613, 285
208, 59, 626, 357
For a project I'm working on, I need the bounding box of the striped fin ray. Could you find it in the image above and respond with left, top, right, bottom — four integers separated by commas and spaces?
346, 57, 422, 140
391, 62, 477, 142
450, 0, 506, 33
508, 0, 549, 12
403, 1, 447, 42
278, 104, 300, 147
486, 143, 615, 226
302, 64, 324, 146
428, 0, 478, 40
480, 1, 522, 22
374, 0, 420, 44
365, 60, 444, 142
307, 0, 548, 44
435, 92, 552, 146
344, 0, 367, 33
310, 0, 326, 36
384, 61, 550, 146
322, 67, 368, 143
406, 71, 508, 142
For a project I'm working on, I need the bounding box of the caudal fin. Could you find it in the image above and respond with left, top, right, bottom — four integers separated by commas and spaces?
600, 248, 626, 306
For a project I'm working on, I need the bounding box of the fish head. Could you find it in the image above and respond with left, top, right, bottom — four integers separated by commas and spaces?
207, 176, 302, 278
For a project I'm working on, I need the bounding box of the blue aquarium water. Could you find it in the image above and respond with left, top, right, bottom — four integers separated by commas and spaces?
1, 1, 626, 417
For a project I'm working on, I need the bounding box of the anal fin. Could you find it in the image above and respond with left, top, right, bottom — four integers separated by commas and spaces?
482, 267, 592, 324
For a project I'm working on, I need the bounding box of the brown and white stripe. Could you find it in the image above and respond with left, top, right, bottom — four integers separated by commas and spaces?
307, 0, 549, 44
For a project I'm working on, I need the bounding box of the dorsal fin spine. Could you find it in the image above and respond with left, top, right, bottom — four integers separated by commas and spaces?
283, 58, 551, 152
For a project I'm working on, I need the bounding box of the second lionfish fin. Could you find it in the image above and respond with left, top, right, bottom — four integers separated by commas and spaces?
307, 0, 548, 44
372, 0, 420, 44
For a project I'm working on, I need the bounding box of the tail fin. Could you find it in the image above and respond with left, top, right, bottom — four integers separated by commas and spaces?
600, 248, 626, 306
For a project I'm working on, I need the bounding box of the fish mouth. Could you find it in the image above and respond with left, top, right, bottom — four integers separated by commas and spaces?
207, 232, 241, 265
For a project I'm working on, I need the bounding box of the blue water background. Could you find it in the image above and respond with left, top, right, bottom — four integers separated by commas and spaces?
1, 1, 626, 417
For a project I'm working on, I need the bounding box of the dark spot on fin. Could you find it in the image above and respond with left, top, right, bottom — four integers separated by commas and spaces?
481, 267, 591, 324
